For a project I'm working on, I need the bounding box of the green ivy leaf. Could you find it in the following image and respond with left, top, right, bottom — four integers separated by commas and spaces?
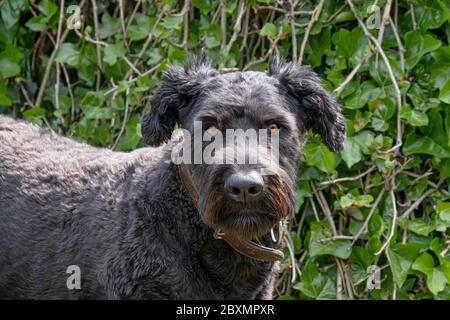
161, 16, 183, 30
341, 137, 362, 168
117, 116, 142, 151
408, 177, 429, 201
367, 235, 381, 253
0, 46, 21, 78
408, 110, 429, 127
412, 252, 448, 295
55, 43, 80, 67
1, 0, 28, 29
260, 23, 277, 39
405, 30, 441, 69
400, 105, 429, 127
81, 91, 105, 110
305, 27, 332, 68
25, 16, 50, 32
98, 13, 121, 39
304, 142, 335, 174
354, 130, 376, 154
411, 0, 450, 30
436, 202, 450, 222
37, 0, 57, 18
353, 246, 373, 269
83, 107, 114, 120
438, 78, 450, 104
431, 108, 449, 149
205, 36, 220, 49
387, 243, 422, 287
192, 0, 214, 12
104, 43, 125, 66
370, 98, 396, 131
438, 159, 450, 179
293, 259, 336, 299
23, 108, 46, 125
429, 46, 450, 89
426, 269, 448, 295
344, 81, 381, 109
403, 134, 450, 158
332, 27, 368, 63
340, 193, 373, 209
353, 111, 371, 132
294, 180, 312, 212
438, 262, 450, 283
0, 81, 12, 106
276, 295, 297, 300
332, 10, 355, 24
0, 57, 20, 78
128, 14, 153, 41
407, 218, 436, 236
368, 213, 385, 238
309, 221, 353, 259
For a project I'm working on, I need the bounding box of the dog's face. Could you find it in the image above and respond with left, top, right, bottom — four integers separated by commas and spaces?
141, 56, 345, 241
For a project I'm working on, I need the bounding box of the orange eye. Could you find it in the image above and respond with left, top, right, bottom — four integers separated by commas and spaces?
267, 124, 279, 134
206, 126, 220, 137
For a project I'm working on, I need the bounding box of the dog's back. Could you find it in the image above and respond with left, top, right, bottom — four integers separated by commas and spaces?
0, 115, 128, 168
0, 116, 159, 298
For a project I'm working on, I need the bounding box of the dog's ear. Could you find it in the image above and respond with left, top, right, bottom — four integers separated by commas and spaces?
141, 54, 218, 146
268, 57, 345, 152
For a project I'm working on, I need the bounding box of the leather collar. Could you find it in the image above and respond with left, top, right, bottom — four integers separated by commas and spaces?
177, 163, 284, 262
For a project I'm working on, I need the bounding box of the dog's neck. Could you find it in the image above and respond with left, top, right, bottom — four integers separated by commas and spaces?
177, 163, 284, 262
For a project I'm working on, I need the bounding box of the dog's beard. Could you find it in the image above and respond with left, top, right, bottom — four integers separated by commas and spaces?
200, 175, 294, 240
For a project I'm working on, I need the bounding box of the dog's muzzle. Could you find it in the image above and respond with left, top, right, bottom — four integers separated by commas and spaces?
178, 163, 284, 262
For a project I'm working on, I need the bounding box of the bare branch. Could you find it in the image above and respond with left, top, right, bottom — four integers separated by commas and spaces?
352, 188, 386, 245
320, 166, 376, 186
374, 189, 398, 256
347, 0, 403, 149
298, 0, 325, 65
91, 0, 103, 91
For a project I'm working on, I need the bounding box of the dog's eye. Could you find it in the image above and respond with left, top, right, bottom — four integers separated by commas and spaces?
206, 126, 220, 137
267, 124, 279, 134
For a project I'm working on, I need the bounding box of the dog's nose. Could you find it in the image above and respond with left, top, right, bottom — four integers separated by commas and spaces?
224, 171, 264, 203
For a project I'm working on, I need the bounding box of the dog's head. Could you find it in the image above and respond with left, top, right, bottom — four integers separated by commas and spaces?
141, 55, 345, 241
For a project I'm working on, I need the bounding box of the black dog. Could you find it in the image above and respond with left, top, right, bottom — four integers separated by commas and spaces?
0, 56, 344, 299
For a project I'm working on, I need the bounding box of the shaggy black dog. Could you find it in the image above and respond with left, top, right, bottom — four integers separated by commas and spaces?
0, 56, 344, 299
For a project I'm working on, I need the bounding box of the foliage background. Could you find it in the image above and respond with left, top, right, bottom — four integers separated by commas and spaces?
1, 0, 450, 299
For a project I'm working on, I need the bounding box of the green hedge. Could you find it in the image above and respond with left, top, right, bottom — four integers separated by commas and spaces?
0, 0, 449, 299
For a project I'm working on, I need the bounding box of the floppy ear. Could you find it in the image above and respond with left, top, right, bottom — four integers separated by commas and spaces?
141, 55, 218, 146
268, 57, 345, 152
